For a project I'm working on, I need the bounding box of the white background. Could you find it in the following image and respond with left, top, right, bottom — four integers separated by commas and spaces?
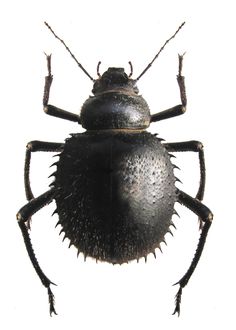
1, 0, 235, 329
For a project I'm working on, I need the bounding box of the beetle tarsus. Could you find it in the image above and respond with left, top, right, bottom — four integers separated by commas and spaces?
42, 55, 81, 123
151, 54, 187, 123
43, 54, 53, 107
177, 53, 187, 107
172, 286, 182, 316
48, 286, 57, 316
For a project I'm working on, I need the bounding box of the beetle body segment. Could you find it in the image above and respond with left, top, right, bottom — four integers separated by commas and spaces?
80, 67, 150, 130
53, 131, 177, 263
81, 92, 151, 130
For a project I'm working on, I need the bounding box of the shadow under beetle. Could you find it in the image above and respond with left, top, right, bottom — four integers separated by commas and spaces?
17, 21, 213, 316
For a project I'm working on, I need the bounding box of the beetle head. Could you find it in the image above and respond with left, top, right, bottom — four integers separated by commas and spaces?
92, 67, 139, 95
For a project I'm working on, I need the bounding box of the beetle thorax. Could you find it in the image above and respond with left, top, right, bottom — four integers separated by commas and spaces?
80, 68, 151, 130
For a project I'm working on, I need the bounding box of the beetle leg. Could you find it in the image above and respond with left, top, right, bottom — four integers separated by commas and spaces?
164, 140, 206, 229
24, 140, 64, 201
173, 189, 213, 316
151, 104, 186, 122
43, 54, 81, 123
151, 54, 186, 122
163, 140, 205, 201
24, 140, 63, 229
44, 104, 81, 123
177, 54, 187, 107
17, 189, 57, 315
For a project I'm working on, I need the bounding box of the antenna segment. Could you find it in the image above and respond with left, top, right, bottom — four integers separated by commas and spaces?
136, 22, 185, 81
44, 22, 95, 81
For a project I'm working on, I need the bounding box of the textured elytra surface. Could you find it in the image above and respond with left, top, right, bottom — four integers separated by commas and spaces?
52, 131, 177, 264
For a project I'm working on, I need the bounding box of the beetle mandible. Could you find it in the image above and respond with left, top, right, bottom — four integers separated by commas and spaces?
16, 21, 213, 316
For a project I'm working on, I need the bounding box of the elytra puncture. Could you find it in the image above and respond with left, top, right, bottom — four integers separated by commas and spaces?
17, 21, 213, 316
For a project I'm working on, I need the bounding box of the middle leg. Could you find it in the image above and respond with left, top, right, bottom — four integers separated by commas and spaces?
24, 140, 64, 201
164, 140, 206, 201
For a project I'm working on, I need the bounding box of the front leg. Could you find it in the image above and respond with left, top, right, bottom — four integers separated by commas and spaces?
164, 140, 205, 201
151, 54, 187, 122
24, 140, 64, 201
17, 188, 57, 315
43, 54, 81, 123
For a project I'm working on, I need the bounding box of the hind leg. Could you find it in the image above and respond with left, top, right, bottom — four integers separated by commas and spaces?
17, 188, 57, 315
173, 189, 213, 315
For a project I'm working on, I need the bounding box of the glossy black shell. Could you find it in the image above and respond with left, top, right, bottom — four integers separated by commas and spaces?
80, 92, 150, 130
80, 68, 150, 130
53, 131, 177, 264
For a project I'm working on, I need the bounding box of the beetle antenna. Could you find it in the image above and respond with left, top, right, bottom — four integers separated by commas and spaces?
44, 21, 95, 82
97, 61, 102, 78
136, 22, 185, 81
128, 61, 133, 77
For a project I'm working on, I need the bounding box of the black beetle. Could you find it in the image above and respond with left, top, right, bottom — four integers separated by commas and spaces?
17, 22, 213, 316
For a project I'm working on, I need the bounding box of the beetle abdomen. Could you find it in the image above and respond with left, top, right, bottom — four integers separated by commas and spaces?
54, 131, 177, 263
